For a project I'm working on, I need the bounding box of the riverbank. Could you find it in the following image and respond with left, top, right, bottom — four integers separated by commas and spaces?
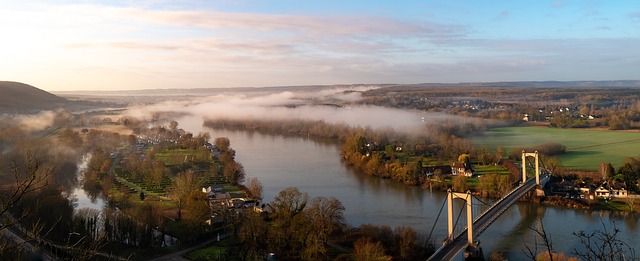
540, 195, 639, 212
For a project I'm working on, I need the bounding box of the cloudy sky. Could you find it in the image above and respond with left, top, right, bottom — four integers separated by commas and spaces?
1, 0, 639, 91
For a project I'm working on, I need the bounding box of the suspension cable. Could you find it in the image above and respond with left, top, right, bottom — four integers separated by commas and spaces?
426, 197, 447, 244
472, 195, 492, 206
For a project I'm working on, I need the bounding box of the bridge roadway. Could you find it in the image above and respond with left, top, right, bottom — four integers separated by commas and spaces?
428, 175, 548, 260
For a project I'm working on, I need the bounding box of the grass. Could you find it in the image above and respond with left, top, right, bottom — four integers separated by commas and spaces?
474, 165, 512, 176
185, 241, 227, 261
472, 126, 640, 170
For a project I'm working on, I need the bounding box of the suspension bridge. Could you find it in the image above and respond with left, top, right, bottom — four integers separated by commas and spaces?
427, 151, 550, 260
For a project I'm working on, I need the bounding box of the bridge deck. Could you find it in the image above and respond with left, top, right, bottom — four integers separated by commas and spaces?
428, 175, 547, 260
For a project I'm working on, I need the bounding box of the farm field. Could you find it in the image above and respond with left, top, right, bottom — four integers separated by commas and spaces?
472, 126, 640, 170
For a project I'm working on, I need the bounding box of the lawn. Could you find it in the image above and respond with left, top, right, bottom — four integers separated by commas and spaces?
473, 165, 512, 176
472, 126, 640, 170
185, 242, 227, 261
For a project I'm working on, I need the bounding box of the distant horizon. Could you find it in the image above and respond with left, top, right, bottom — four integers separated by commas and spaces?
2, 1, 639, 91
40, 79, 640, 93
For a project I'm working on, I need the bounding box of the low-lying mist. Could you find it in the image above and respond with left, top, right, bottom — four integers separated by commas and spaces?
124, 86, 490, 136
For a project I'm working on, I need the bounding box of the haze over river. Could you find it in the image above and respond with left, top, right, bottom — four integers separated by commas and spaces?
176, 115, 639, 260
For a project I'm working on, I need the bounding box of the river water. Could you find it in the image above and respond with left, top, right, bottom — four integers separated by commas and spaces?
176, 115, 639, 259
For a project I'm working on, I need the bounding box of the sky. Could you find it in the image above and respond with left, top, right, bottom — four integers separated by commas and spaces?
1, 0, 639, 91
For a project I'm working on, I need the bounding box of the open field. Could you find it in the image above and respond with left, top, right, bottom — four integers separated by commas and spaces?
472, 126, 640, 170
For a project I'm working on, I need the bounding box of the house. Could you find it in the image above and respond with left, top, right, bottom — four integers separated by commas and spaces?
594, 184, 610, 198
594, 181, 628, 198
573, 182, 593, 195
551, 179, 574, 194
451, 163, 473, 177
610, 182, 628, 198
202, 185, 232, 209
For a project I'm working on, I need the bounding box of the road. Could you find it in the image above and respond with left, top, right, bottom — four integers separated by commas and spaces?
428, 176, 547, 260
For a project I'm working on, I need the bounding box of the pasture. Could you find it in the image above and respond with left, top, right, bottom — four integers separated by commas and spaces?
472, 126, 640, 170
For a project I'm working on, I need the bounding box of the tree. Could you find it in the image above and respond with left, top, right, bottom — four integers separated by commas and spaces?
184, 190, 211, 231
245, 177, 263, 200
452, 175, 468, 192
0, 152, 52, 254
302, 197, 346, 260
395, 226, 417, 260
169, 120, 179, 132
353, 237, 392, 261
147, 160, 168, 187
170, 170, 203, 220
524, 218, 555, 261
599, 162, 615, 181
214, 137, 231, 152
458, 153, 470, 164
58, 128, 83, 147
238, 210, 268, 260
268, 187, 309, 258
478, 174, 500, 197
542, 156, 562, 176
616, 160, 640, 193
496, 147, 505, 160
224, 161, 245, 185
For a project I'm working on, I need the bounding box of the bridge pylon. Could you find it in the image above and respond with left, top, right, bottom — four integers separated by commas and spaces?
521, 150, 540, 185
447, 190, 473, 245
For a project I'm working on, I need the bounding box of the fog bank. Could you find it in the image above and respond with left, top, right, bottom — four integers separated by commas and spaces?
125, 87, 485, 135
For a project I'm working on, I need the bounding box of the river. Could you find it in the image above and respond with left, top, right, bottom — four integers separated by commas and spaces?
176, 115, 639, 259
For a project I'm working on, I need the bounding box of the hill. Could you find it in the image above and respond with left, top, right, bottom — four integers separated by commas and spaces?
0, 81, 68, 113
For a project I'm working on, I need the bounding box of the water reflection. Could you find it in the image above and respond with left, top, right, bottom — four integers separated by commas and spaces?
73, 153, 105, 212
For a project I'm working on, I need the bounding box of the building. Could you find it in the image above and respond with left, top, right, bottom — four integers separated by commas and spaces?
451, 162, 474, 177
594, 181, 628, 198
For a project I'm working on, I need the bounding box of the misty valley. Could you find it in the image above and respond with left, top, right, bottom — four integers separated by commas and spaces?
1, 81, 640, 260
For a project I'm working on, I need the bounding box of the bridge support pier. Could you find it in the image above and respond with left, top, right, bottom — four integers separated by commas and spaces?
464, 244, 484, 260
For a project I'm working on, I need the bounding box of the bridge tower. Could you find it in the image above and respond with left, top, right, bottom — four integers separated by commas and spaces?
447, 190, 482, 259
447, 190, 473, 244
521, 150, 540, 185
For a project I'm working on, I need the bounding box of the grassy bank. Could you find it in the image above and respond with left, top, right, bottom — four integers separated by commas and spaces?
472, 126, 640, 170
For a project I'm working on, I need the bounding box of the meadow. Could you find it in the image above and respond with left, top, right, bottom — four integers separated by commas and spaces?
472, 126, 640, 170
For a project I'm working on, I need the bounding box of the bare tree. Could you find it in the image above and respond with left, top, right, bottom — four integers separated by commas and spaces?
224, 161, 245, 185
353, 237, 392, 261
572, 220, 637, 261
245, 177, 263, 200
523, 217, 554, 261
0, 151, 51, 256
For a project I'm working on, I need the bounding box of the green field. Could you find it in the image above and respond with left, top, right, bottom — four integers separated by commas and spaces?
472, 126, 640, 170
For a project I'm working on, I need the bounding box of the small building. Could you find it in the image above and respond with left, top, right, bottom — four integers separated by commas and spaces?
573, 182, 593, 195
451, 163, 473, 177
594, 181, 628, 198
202, 185, 232, 209
610, 182, 628, 198
594, 185, 610, 198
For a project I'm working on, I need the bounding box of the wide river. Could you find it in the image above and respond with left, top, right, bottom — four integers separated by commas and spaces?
178, 115, 639, 260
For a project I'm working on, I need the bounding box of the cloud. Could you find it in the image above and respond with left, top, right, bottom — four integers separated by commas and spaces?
112, 7, 466, 40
